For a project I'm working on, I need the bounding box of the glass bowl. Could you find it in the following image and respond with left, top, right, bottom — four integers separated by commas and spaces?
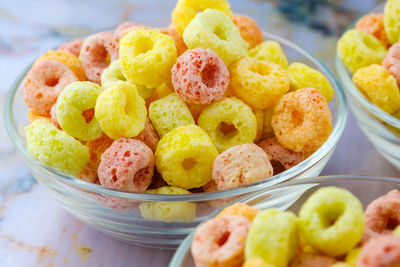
4, 31, 347, 249
336, 3, 400, 170
170, 175, 400, 266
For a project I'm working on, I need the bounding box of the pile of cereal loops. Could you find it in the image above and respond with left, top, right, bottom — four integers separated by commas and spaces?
24, 0, 334, 208
337, 0, 400, 116
191, 188, 400, 267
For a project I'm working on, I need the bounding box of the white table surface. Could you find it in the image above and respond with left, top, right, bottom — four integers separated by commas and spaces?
0, 0, 398, 266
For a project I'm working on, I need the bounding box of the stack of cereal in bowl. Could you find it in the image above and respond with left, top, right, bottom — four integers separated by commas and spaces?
4, 0, 346, 248
336, 0, 400, 170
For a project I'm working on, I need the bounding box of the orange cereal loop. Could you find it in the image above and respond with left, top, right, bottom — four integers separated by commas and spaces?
232, 14, 263, 48
271, 88, 332, 155
35, 50, 86, 81
24, 60, 78, 116
156, 26, 187, 56
27, 110, 49, 124
58, 38, 84, 57
257, 137, 304, 174
79, 32, 119, 83
79, 134, 114, 183
146, 82, 174, 106
356, 13, 390, 47
217, 203, 259, 222
50, 103, 61, 129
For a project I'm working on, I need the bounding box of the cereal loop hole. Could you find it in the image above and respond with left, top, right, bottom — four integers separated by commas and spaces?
134, 36, 154, 55
82, 108, 95, 123
201, 63, 218, 87
45, 76, 60, 87
213, 24, 228, 41
218, 121, 238, 137
182, 158, 197, 171
216, 231, 230, 246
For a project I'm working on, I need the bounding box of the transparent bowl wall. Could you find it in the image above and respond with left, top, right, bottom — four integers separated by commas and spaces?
4, 31, 347, 249
336, 3, 400, 170
171, 176, 400, 266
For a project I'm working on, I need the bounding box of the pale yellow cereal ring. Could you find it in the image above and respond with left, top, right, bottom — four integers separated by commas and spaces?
120, 30, 177, 88
248, 41, 288, 68
384, 0, 400, 45
95, 81, 147, 139
57, 81, 103, 141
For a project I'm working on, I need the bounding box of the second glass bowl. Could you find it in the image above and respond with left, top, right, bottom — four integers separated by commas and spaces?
4, 31, 347, 249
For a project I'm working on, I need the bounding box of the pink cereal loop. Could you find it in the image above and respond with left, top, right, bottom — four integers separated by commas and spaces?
191, 214, 250, 267
98, 138, 154, 193
172, 48, 229, 105
364, 190, 400, 241
24, 60, 78, 116
80, 32, 119, 83
134, 118, 159, 152
357, 234, 400, 267
382, 42, 400, 86
58, 38, 84, 57
257, 137, 304, 174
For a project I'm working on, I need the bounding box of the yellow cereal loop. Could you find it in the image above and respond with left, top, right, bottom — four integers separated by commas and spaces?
101, 59, 154, 99
197, 97, 257, 152
345, 247, 361, 266
139, 186, 196, 223
183, 9, 248, 66
56, 81, 103, 141
149, 93, 195, 138
172, 0, 232, 35
248, 41, 288, 68
287, 62, 334, 102
25, 119, 90, 175
253, 109, 264, 142
120, 30, 177, 88
95, 81, 147, 139
243, 257, 275, 267
262, 106, 275, 139
337, 29, 387, 73
35, 50, 86, 81
353, 64, 400, 114
384, 0, 400, 44
229, 57, 289, 109
155, 125, 218, 189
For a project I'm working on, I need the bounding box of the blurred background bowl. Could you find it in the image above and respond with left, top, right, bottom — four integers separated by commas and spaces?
336, 3, 400, 170
170, 175, 400, 266
4, 31, 347, 249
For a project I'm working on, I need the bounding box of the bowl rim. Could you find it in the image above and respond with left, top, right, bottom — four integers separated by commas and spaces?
4, 30, 347, 202
169, 175, 400, 267
335, 2, 400, 129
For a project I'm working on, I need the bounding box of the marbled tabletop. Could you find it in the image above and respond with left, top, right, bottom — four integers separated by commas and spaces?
0, 0, 398, 266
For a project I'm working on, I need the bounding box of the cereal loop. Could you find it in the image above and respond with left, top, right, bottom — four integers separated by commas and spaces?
197, 97, 257, 152
357, 235, 400, 267
139, 186, 196, 223
257, 137, 304, 174
217, 203, 259, 222
290, 252, 337, 267
120, 30, 177, 88
24, 60, 78, 116
353, 64, 400, 114
80, 32, 119, 83
50, 103, 61, 129
262, 106, 275, 139
172, 0, 232, 35
25, 119, 90, 175
172, 48, 229, 105
253, 109, 264, 142
384, 0, 400, 45
115, 21, 149, 38
337, 29, 387, 73
232, 14, 263, 48
183, 9, 248, 66
156, 26, 187, 56
27, 110, 49, 124
57, 81, 103, 141
355, 13, 390, 47
98, 138, 154, 192
155, 125, 218, 189
248, 41, 288, 68
383, 42, 400, 87
149, 93, 194, 138
212, 143, 273, 191
95, 81, 147, 139
364, 190, 400, 237
191, 215, 250, 267
271, 88, 332, 155
229, 57, 289, 110
134, 118, 159, 152
58, 38, 84, 57
287, 62, 334, 102
35, 50, 86, 81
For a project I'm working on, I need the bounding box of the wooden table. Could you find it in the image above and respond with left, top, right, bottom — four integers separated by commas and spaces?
0, 0, 397, 266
